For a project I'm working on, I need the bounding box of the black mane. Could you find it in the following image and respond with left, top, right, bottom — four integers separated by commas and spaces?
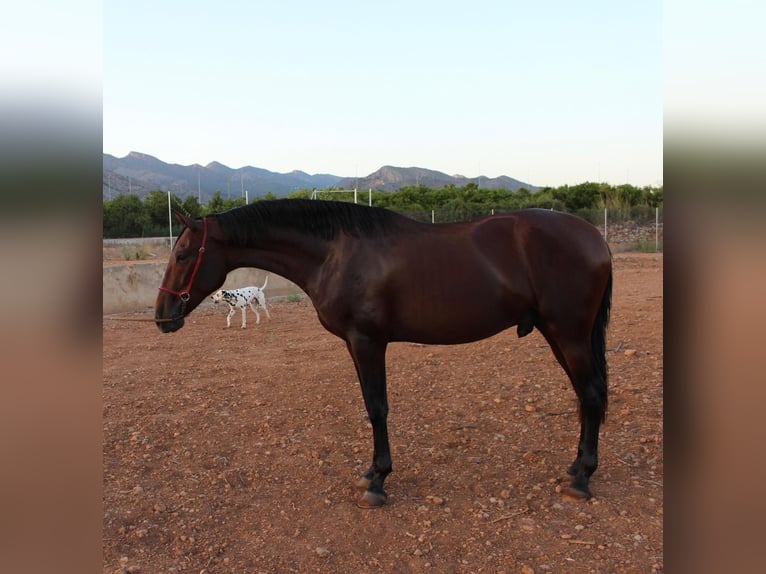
211, 199, 404, 247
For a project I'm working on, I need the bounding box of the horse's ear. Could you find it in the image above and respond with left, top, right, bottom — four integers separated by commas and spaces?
172, 209, 195, 229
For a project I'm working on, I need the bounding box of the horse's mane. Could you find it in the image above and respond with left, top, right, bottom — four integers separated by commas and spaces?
211, 199, 404, 247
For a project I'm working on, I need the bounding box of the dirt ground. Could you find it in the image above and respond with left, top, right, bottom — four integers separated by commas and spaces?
103, 252, 663, 573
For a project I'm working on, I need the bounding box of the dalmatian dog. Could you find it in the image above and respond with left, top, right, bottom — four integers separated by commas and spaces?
210, 276, 271, 329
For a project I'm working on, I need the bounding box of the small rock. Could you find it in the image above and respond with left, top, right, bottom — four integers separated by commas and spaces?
315, 546, 331, 558
624, 349, 637, 357
524, 405, 536, 413
521, 566, 535, 574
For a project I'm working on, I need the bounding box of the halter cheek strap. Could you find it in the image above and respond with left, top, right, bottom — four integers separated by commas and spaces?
158, 217, 209, 311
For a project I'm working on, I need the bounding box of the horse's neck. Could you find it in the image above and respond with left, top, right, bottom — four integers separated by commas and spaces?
224, 230, 329, 294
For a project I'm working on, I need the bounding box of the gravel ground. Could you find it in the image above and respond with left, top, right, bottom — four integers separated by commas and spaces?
103, 252, 663, 573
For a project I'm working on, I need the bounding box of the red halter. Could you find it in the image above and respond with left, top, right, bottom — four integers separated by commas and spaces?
158, 217, 209, 305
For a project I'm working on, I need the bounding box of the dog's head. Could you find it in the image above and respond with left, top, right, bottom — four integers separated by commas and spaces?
210, 289, 225, 304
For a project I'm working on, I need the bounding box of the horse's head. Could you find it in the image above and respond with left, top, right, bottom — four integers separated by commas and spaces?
155, 211, 228, 332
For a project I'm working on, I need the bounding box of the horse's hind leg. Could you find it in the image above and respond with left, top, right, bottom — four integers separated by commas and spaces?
567, 360, 606, 499
539, 328, 607, 499
345, 335, 392, 508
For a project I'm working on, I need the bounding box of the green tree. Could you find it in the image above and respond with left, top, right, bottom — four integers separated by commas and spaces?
552, 183, 601, 211
142, 190, 183, 235
204, 190, 227, 214
103, 194, 148, 238
182, 195, 203, 218
644, 186, 663, 208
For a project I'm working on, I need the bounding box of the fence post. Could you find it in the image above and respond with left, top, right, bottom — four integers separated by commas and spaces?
604, 208, 608, 243
167, 191, 173, 249
431, 209, 435, 224
655, 207, 659, 252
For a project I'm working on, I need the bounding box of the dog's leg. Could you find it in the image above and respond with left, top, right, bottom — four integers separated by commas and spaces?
226, 307, 235, 328
257, 294, 271, 320
249, 302, 261, 325
240, 307, 247, 329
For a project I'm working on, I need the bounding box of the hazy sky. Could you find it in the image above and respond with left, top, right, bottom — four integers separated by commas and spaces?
103, 1, 662, 187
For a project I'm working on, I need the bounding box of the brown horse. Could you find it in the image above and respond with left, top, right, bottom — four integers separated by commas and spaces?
155, 199, 612, 507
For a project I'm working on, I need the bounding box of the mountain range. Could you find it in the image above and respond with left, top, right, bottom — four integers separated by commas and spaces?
103, 152, 537, 202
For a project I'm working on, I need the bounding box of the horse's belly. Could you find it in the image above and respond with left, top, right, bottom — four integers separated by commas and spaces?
392, 307, 517, 345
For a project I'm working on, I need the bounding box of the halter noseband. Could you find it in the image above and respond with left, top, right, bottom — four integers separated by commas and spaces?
158, 217, 209, 316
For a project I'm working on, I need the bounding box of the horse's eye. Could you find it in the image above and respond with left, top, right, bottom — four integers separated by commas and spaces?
176, 253, 189, 263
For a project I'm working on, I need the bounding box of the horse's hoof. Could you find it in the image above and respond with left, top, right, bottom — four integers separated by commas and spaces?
357, 490, 387, 508
561, 484, 592, 501
355, 476, 371, 492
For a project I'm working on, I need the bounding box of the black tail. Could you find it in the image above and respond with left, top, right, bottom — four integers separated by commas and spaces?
591, 266, 612, 423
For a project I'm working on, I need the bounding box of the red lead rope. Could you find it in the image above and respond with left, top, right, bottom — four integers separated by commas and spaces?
158, 217, 209, 302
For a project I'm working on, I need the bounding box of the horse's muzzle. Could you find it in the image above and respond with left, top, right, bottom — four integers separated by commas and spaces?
155, 314, 185, 333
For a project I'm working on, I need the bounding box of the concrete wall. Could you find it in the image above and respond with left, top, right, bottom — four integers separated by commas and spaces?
103, 262, 305, 315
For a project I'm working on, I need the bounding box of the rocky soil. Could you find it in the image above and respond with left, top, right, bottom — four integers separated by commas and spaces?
103, 252, 663, 573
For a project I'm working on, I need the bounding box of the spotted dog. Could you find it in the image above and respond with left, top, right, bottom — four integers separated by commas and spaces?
211, 276, 271, 328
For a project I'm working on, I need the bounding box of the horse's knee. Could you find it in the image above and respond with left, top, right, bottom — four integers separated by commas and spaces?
365, 401, 389, 424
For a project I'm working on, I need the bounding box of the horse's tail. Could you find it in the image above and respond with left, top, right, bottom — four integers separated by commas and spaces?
591, 265, 613, 423
261, 275, 269, 290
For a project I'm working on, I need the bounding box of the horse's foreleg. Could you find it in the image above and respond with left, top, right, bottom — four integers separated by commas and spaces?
346, 335, 391, 508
